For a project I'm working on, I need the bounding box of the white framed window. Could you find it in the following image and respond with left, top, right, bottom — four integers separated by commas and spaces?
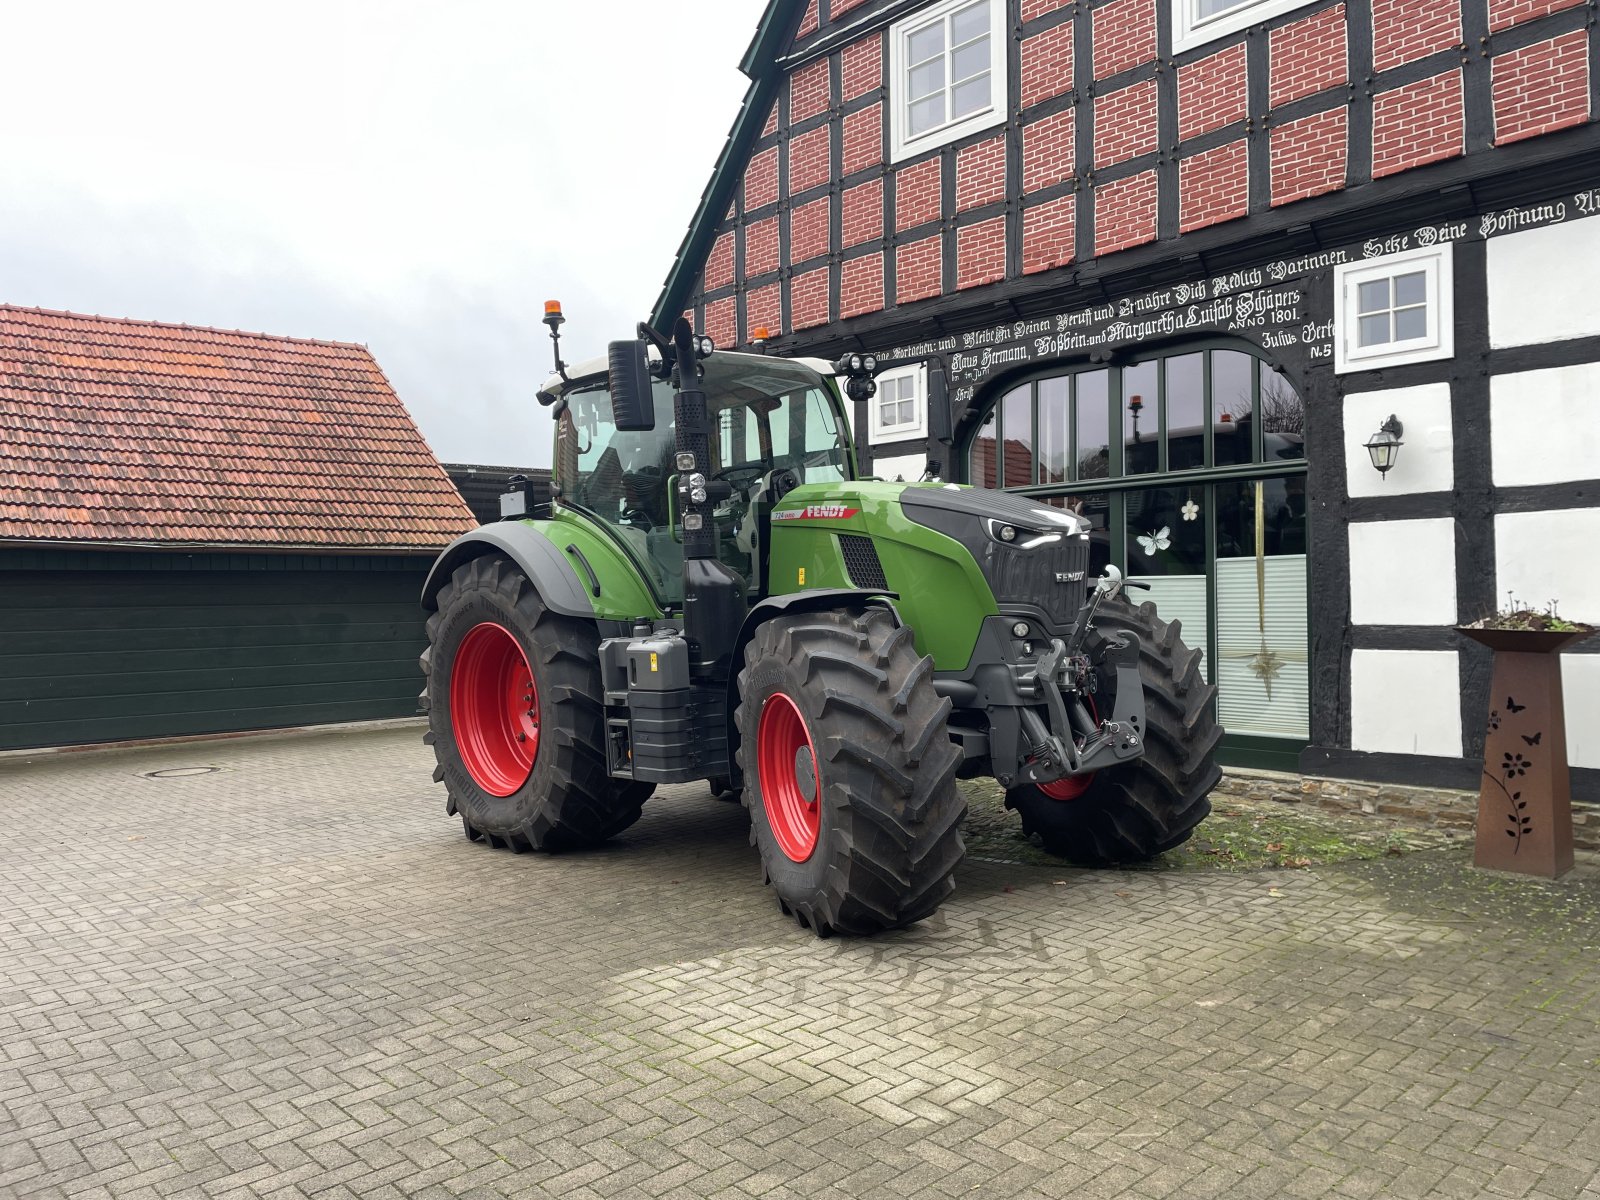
889, 0, 1006, 162
1172, 0, 1319, 54
868, 365, 927, 444
1334, 244, 1454, 374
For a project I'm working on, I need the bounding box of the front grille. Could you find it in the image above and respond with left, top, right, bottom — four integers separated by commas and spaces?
985, 535, 1091, 628
838, 534, 889, 591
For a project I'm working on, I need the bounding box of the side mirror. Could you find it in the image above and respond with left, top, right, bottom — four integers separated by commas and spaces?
607, 339, 656, 431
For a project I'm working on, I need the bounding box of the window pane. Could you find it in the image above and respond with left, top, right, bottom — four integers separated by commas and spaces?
1357, 312, 1390, 347
1074, 370, 1110, 479
1198, 0, 1250, 16
908, 94, 946, 136
1261, 368, 1305, 462
1038, 377, 1069, 486
947, 72, 985, 117
951, 74, 990, 118
1001, 385, 1033, 487
1393, 305, 1428, 342
952, 39, 988, 83
907, 23, 945, 66
896, 398, 915, 425
1393, 270, 1427, 307
971, 410, 997, 488
1125, 485, 1206, 577
1211, 349, 1253, 465
1164, 352, 1205, 471
908, 58, 946, 101
1122, 359, 1158, 475
951, 1, 990, 45
1357, 278, 1390, 314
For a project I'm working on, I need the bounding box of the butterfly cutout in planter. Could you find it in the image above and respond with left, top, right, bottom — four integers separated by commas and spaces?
1507, 696, 1527, 713
1137, 526, 1171, 557
1523, 732, 1542, 746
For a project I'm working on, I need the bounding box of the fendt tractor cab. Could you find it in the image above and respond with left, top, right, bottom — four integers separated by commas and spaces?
420, 310, 1222, 935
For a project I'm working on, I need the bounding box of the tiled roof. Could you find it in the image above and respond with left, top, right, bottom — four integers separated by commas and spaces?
0, 306, 476, 549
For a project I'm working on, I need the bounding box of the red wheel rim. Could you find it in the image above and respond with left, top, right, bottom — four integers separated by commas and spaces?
1040, 695, 1098, 801
451, 622, 539, 797
757, 693, 821, 862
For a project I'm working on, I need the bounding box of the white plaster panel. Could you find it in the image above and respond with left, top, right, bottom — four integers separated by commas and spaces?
1343, 383, 1454, 498
1491, 362, 1600, 487
1349, 518, 1457, 625
1488, 214, 1600, 348
1494, 509, 1600, 624
1350, 650, 1463, 758
870, 453, 928, 483
1563, 654, 1600, 771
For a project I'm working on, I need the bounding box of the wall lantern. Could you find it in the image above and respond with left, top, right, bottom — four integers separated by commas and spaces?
1365, 414, 1405, 477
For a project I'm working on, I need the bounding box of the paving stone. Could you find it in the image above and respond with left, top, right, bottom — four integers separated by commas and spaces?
2, 725, 1598, 1199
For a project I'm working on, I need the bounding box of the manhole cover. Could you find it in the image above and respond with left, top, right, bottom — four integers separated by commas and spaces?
140, 766, 221, 779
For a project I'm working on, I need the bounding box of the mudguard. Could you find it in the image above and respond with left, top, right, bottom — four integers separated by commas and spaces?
421, 523, 594, 616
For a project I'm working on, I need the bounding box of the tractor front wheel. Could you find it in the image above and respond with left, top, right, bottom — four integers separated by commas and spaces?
421, 555, 653, 850
734, 608, 967, 936
1006, 595, 1221, 865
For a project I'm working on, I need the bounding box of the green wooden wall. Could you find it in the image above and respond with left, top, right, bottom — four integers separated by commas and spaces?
0, 549, 433, 750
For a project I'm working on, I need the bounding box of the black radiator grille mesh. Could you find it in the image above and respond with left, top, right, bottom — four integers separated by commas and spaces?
838, 534, 889, 591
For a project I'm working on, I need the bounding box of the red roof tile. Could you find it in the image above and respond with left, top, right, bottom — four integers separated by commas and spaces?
0, 306, 476, 549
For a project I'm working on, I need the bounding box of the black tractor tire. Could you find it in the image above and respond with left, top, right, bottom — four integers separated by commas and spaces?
420, 554, 652, 851
734, 607, 966, 936
1006, 594, 1221, 865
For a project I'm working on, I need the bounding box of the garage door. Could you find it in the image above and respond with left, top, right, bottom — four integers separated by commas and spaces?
0, 560, 431, 750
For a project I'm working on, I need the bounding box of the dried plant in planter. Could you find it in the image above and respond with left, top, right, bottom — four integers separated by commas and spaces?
1459, 594, 1594, 635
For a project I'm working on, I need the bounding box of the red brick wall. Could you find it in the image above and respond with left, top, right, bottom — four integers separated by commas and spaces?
790, 58, 831, 124
1178, 44, 1247, 140
957, 136, 1007, 211
1022, 196, 1075, 275
789, 197, 831, 264
790, 267, 830, 332
841, 178, 884, 248
704, 296, 735, 350
841, 34, 882, 100
896, 236, 943, 304
1094, 79, 1158, 167
1093, 171, 1158, 256
1022, 108, 1075, 191
744, 216, 780, 277
745, 284, 781, 343
1021, 21, 1074, 108
1372, 70, 1464, 178
744, 148, 778, 211
842, 104, 883, 175
1488, 0, 1585, 32
797, 0, 819, 39
1179, 140, 1250, 233
1269, 6, 1347, 108
895, 157, 943, 231
1371, 0, 1459, 72
831, 0, 869, 18
1092, 0, 1156, 79
957, 219, 1007, 291
788, 124, 832, 193
1022, 0, 1071, 18
705, 232, 734, 290
1491, 30, 1591, 146
840, 253, 884, 319
1270, 107, 1348, 206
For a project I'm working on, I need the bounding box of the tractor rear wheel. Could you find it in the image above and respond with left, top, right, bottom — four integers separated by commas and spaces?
421, 555, 652, 850
734, 608, 966, 936
1006, 594, 1220, 865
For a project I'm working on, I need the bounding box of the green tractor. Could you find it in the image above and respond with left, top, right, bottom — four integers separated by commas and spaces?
420, 311, 1221, 935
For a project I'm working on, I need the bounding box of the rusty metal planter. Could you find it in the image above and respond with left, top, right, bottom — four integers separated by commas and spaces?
1457, 626, 1592, 878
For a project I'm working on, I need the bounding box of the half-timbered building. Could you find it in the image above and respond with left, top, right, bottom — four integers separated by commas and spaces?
653, 0, 1600, 813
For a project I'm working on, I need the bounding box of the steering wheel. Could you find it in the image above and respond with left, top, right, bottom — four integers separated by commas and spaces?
712, 464, 769, 493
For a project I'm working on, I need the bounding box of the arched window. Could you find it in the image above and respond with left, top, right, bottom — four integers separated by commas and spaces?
964, 344, 1310, 763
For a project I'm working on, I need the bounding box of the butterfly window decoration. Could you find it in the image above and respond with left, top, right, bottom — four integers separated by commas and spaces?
1137, 526, 1171, 557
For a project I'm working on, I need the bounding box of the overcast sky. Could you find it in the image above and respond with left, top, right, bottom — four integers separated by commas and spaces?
0, 2, 759, 468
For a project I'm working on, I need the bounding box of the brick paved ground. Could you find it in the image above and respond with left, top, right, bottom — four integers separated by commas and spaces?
2, 724, 1598, 1200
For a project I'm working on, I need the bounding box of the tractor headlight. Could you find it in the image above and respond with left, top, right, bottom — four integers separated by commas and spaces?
984, 518, 1062, 549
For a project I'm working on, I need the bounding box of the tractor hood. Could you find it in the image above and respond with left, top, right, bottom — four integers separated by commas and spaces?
898, 483, 1091, 537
